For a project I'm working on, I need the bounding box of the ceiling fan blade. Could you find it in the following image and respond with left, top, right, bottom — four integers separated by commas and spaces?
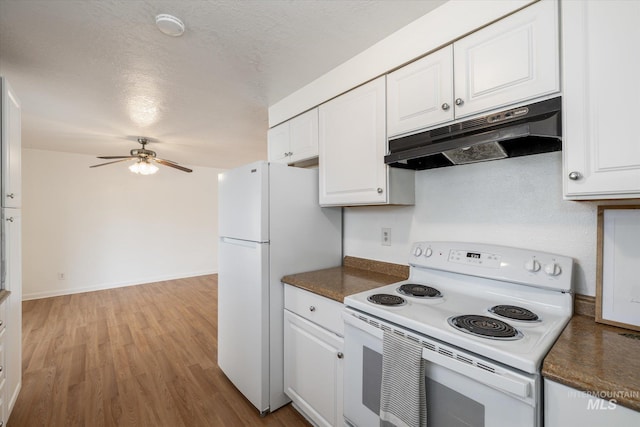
155, 158, 193, 173
90, 158, 135, 168
97, 155, 138, 160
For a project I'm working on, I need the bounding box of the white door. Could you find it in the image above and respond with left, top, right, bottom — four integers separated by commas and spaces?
218, 161, 268, 242
1, 78, 21, 208
387, 45, 454, 137
562, 0, 640, 199
284, 310, 343, 427
217, 237, 269, 412
453, 0, 559, 119
319, 76, 387, 206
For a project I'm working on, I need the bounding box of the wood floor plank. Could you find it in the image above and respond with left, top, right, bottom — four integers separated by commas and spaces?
10, 275, 311, 426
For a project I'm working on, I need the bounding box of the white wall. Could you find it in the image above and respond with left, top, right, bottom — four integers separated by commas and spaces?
344, 152, 637, 297
22, 149, 221, 299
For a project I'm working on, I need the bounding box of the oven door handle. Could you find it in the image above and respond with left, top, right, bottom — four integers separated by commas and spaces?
421, 348, 532, 399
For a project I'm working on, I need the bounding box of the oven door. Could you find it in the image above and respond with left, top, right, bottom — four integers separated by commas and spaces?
343, 310, 540, 427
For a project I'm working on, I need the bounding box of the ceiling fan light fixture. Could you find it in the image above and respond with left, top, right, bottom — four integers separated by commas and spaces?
155, 14, 185, 37
129, 159, 159, 175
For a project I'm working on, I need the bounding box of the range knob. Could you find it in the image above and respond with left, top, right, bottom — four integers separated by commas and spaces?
413, 246, 423, 257
544, 263, 562, 276
524, 259, 541, 272
424, 247, 433, 258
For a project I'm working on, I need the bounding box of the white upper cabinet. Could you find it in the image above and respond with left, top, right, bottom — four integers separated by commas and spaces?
387, 0, 559, 138
387, 46, 454, 137
319, 77, 414, 206
562, 0, 640, 199
453, 0, 559, 119
1, 77, 22, 208
268, 108, 319, 165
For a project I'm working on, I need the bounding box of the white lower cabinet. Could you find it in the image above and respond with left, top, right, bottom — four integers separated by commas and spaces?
544, 380, 640, 426
284, 285, 343, 427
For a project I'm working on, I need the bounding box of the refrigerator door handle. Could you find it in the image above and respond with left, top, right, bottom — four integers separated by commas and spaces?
220, 236, 264, 247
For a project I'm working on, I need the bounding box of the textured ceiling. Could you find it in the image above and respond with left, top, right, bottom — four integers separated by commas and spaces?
0, 0, 446, 169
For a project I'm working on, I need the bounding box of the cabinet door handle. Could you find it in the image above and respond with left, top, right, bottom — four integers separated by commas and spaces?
6, 193, 14, 199
309, 306, 316, 312
288, 152, 293, 156
455, 98, 464, 106
337, 352, 344, 359
0, 320, 3, 327
568, 171, 582, 181
377, 188, 383, 194
441, 103, 450, 111
6, 217, 13, 223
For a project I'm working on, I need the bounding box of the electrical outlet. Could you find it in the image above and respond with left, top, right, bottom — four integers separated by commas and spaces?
381, 228, 391, 246
58, 272, 65, 280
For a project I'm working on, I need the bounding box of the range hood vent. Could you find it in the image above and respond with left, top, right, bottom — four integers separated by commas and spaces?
385, 97, 562, 170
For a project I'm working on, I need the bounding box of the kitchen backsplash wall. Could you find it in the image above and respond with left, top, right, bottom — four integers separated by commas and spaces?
22, 149, 221, 299
344, 152, 626, 296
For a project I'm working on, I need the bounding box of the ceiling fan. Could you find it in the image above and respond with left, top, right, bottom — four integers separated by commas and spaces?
90, 137, 192, 174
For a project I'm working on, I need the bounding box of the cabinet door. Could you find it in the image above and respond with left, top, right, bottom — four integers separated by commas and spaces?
289, 108, 319, 163
2, 208, 21, 417
284, 310, 343, 427
453, 0, 559, 119
1, 78, 21, 208
267, 121, 290, 164
319, 77, 387, 206
387, 45, 454, 137
563, 0, 640, 199
545, 380, 640, 426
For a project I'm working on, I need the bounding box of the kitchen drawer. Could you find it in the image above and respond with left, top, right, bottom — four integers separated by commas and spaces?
0, 327, 5, 382
284, 284, 344, 336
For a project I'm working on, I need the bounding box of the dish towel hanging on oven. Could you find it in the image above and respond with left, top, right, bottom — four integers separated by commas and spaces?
380, 329, 427, 427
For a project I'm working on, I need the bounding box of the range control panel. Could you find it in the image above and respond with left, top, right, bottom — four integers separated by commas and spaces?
409, 241, 574, 292
448, 249, 502, 268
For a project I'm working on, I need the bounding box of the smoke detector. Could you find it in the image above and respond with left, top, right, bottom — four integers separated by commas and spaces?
155, 14, 185, 37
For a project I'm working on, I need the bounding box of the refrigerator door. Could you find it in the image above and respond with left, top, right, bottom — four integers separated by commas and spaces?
217, 236, 270, 413
218, 161, 269, 242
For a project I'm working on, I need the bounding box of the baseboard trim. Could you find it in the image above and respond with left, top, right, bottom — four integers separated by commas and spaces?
22, 271, 217, 301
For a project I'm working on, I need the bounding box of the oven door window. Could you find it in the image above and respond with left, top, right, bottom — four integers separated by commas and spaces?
344, 320, 537, 427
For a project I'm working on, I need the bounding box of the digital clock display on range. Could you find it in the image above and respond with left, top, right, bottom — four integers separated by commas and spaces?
466, 252, 481, 259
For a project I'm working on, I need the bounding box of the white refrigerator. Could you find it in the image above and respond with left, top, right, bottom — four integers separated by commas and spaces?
217, 161, 342, 414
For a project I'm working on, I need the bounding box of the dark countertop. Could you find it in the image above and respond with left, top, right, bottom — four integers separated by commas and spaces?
542, 314, 640, 412
281, 256, 409, 303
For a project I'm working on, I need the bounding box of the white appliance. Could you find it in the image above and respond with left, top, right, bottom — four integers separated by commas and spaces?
217, 161, 342, 414
343, 241, 573, 427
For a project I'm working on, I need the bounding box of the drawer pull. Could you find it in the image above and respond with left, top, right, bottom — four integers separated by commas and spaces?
309, 306, 316, 312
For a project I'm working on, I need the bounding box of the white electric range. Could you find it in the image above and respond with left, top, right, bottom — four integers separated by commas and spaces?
343, 241, 574, 427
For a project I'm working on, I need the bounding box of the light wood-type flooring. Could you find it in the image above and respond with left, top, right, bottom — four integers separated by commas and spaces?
10, 275, 310, 427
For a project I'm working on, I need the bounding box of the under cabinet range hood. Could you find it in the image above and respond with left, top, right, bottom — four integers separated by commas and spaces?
385, 97, 562, 170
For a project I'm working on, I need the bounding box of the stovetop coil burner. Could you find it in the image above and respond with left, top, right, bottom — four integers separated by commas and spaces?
489, 305, 539, 322
448, 314, 522, 340
367, 294, 406, 306
397, 283, 442, 298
